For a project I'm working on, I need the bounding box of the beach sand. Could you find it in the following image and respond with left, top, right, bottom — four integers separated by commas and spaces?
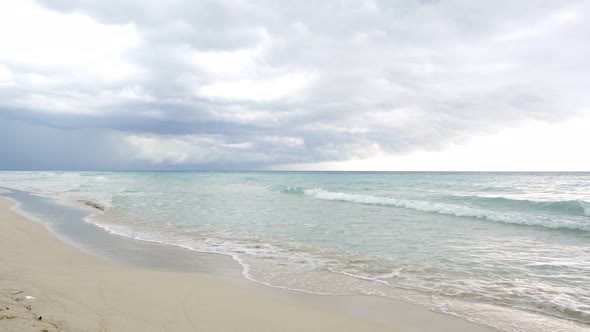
0, 194, 498, 332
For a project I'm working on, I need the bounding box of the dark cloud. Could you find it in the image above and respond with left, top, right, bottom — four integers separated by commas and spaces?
1, 0, 589, 169
0, 119, 127, 170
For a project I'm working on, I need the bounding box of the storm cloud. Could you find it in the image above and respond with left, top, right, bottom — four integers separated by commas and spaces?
1, 0, 589, 169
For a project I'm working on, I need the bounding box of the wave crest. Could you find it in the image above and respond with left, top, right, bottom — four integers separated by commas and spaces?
454, 195, 590, 217
286, 188, 590, 232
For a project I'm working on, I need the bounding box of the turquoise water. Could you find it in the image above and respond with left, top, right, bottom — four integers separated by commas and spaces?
1, 171, 589, 331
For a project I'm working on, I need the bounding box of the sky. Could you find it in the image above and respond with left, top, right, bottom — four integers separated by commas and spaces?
0, 0, 589, 171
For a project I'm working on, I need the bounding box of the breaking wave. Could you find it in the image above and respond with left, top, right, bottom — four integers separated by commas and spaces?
275, 186, 590, 232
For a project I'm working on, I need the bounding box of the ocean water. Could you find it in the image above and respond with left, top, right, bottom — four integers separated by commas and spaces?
1, 171, 589, 331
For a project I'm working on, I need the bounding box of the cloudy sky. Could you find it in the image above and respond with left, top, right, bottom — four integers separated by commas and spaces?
1, 0, 589, 171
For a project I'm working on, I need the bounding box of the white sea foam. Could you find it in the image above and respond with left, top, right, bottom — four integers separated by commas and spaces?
302, 188, 590, 231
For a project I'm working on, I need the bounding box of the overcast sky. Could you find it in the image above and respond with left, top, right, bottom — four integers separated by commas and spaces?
1, 0, 589, 171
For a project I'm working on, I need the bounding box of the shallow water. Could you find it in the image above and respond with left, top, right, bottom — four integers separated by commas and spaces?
1, 171, 589, 332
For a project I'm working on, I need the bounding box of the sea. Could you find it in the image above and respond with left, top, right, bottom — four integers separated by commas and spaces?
1, 171, 588, 332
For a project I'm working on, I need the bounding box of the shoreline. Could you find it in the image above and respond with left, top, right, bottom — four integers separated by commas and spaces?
0, 188, 497, 332
0, 194, 394, 331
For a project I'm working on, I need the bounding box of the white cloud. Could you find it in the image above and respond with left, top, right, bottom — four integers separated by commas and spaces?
124, 135, 212, 164
269, 116, 590, 171
493, 8, 580, 42
0, 64, 13, 85
190, 28, 270, 77
123, 134, 272, 165
0, 0, 139, 67
302, 123, 370, 134
197, 72, 314, 101
262, 136, 304, 147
